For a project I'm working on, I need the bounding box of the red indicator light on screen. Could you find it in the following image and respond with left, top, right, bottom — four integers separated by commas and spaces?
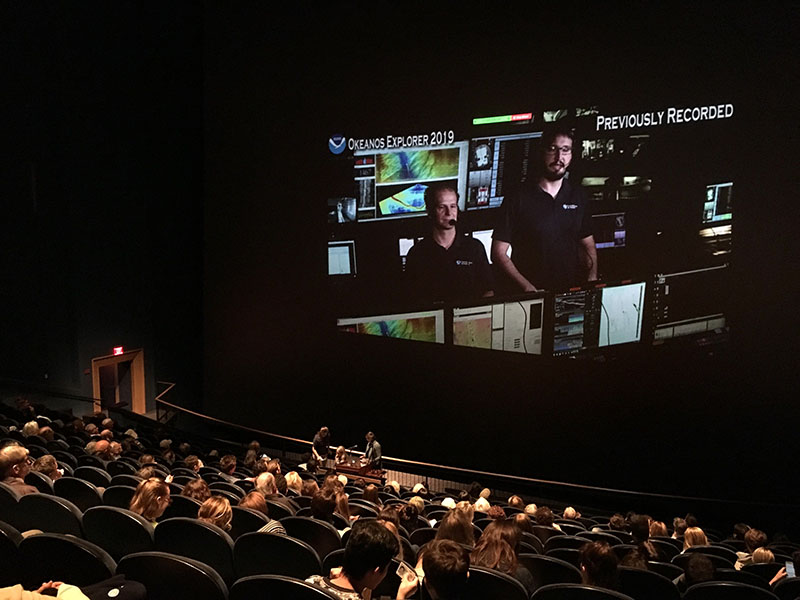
113, 346, 124, 356
511, 113, 533, 121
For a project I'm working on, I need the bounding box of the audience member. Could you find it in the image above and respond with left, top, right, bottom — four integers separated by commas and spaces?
0, 445, 38, 495
608, 513, 627, 532
421, 540, 469, 600
129, 478, 171, 526
674, 553, 715, 593
735, 528, 767, 569
302, 478, 319, 497
473, 497, 490, 513
306, 520, 416, 599
181, 478, 211, 502
219, 454, 237, 481
563, 506, 581, 520
752, 547, 774, 563
619, 548, 648, 569
197, 496, 232, 532
38, 426, 55, 443
513, 513, 533, 534
363, 484, 381, 506
22, 421, 40, 438
184, 454, 203, 473
649, 520, 668, 537
398, 503, 421, 534
32, 454, 62, 480
435, 509, 475, 547
470, 519, 535, 595
682, 526, 709, 550
508, 495, 525, 509
524, 503, 537, 517
285, 471, 303, 495
486, 505, 506, 520
255, 472, 295, 512
533, 506, 562, 531
239, 491, 286, 534
629, 513, 660, 560
579, 541, 618, 590
672, 517, 688, 538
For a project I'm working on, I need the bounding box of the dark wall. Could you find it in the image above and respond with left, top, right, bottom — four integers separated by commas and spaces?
0, 3, 203, 405
202, 5, 799, 504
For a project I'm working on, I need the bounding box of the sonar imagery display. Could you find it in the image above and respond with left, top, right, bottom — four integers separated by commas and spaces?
338, 310, 445, 343
453, 314, 493, 348
376, 148, 460, 184
378, 183, 428, 216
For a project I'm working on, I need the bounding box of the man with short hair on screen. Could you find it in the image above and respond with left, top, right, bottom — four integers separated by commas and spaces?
491, 123, 597, 292
405, 183, 493, 301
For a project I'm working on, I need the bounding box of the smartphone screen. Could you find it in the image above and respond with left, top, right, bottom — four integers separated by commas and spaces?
786, 560, 795, 578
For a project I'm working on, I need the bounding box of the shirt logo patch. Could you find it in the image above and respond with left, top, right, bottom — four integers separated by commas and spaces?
456, 260, 473, 266
562, 204, 578, 210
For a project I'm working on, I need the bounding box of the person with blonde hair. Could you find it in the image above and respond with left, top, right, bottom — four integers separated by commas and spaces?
285, 471, 303, 495
474, 497, 490, 513
334, 445, 348, 465
129, 478, 171, 525
752, 547, 774, 564
0, 445, 38, 495
32, 454, 62, 481
524, 503, 537, 516
407, 496, 425, 515
682, 527, 709, 551
22, 421, 40, 438
198, 496, 232, 532
563, 506, 581, 520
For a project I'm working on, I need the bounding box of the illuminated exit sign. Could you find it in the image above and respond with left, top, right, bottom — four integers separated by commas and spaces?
473, 112, 533, 125
113, 346, 124, 356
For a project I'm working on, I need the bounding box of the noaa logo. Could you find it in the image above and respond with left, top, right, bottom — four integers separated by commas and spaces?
329, 134, 346, 155
562, 204, 578, 210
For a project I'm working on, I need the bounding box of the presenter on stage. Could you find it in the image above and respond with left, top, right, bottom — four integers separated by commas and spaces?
364, 431, 382, 469
492, 124, 597, 292
312, 426, 331, 470
405, 183, 493, 301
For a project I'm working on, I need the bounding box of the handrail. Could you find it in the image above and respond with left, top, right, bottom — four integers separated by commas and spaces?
0, 377, 97, 405
155, 397, 797, 509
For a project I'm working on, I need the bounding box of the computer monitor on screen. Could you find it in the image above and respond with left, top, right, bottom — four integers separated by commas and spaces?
328, 241, 357, 276
651, 264, 729, 343
592, 212, 626, 249
553, 281, 646, 356
702, 182, 733, 223
452, 295, 545, 355
337, 309, 445, 344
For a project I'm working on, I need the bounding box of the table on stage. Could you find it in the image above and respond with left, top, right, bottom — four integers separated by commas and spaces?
335, 461, 386, 486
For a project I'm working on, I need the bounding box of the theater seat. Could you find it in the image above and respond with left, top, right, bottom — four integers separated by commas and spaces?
103, 484, 136, 509
15, 493, 83, 536
682, 581, 780, 599
532, 583, 636, 599
715, 568, 771, 590
467, 566, 528, 600
650, 539, 680, 560
154, 517, 236, 585
54, 476, 103, 512
74, 465, 112, 488
117, 551, 228, 600
546, 547, 582, 568
83, 506, 155, 561
229, 506, 269, 540
518, 553, 582, 592
106, 459, 137, 476
648, 561, 684, 580
20, 533, 116, 589
532, 525, 566, 544
281, 517, 341, 566
673, 552, 732, 571
24, 470, 54, 494
617, 565, 680, 600
160, 494, 201, 520
772, 576, 800, 600
230, 574, 339, 600
0, 520, 23, 587
742, 562, 784, 582
409, 526, 437, 547
545, 535, 592, 552
234, 531, 322, 579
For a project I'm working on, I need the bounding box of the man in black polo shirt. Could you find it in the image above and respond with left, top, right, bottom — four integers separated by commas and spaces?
405, 183, 493, 301
492, 125, 597, 292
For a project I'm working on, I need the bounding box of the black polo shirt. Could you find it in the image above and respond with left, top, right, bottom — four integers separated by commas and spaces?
493, 178, 592, 291
405, 232, 493, 302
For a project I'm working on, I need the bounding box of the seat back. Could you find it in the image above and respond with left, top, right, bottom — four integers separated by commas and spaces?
617, 565, 680, 600
672, 552, 733, 571
518, 553, 582, 592
74, 465, 112, 487
77, 454, 107, 469
265, 498, 295, 520
160, 494, 202, 520
154, 517, 236, 585
742, 562, 784, 582
546, 535, 592, 552
83, 506, 155, 561
650, 539, 680, 560
772, 576, 800, 600
20, 533, 116, 589
234, 531, 322, 579
229, 506, 269, 540
532, 583, 636, 599
53, 476, 103, 511
578, 530, 627, 546
410, 526, 437, 547
103, 484, 137, 509
15, 493, 82, 536
685, 545, 737, 564
117, 551, 228, 600
533, 525, 567, 544
230, 574, 339, 600
0, 520, 23, 587
281, 517, 341, 565
466, 565, 528, 600
322, 547, 346, 573
682, 580, 780, 599
210, 481, 245, 499
24, 470, 54, 494
714, 568, 771, 590
0, 482, 20, 528
546, 547, 582, 568
109, 474, 143, 488
521, 531, 545, 553
51, 450, 78, 468
106, 459, 137, 476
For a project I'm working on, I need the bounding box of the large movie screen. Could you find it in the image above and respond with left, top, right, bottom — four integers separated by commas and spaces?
325, 100, 735, 359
